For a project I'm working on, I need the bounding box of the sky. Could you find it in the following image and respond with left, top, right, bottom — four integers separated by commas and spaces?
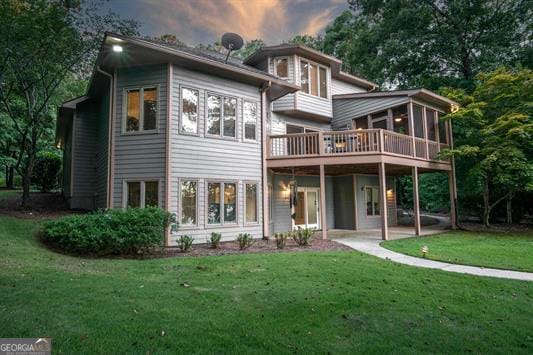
101, 0, 350, 46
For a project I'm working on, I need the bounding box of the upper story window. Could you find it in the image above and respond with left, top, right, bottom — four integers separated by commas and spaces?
125, 87, 157, 132
300, 59, 328, 99
274, 57, 288, 79
206, 93, 237, 138
243, 101, 258, 141
181, 87, 199, 134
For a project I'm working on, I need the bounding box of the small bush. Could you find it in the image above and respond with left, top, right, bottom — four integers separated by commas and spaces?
236, 233, 254, 250
292, 228, 314, 247
40, 207, 173, 255
177, 235, 194, 252
274, 232, 288, 249
207, 232, 222, 249
32, 151, 61, 192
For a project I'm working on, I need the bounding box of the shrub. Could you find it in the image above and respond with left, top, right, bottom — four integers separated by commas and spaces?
292, 228, 314, 247
32, 151, 61, 192
40, 207, 173, 255
207, 232, 222, 249
274, 232, 287, 249
177, 235, 194, 252
236, 233, 254, 250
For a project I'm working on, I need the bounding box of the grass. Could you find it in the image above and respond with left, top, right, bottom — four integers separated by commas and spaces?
0, 215, 532, 354
382, 231, 533, 272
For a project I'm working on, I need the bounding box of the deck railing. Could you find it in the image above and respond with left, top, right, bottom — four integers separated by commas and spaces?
267, 129, 449, 163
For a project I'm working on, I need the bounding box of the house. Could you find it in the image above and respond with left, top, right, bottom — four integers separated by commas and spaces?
55, 32, 458, 245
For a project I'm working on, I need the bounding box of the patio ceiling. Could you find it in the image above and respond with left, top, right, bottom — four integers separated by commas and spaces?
270, 163, 444, 177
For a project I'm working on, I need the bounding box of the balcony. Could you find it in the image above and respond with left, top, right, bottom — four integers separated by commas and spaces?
267, 129, 450, 168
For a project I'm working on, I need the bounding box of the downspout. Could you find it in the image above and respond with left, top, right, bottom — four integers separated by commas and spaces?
96, 66, 114, 209
260, 81, 272, 239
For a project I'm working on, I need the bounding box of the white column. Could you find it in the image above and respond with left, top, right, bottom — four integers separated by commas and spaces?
320, 164, 327, 240
412, 166, 421, 236
378, 162, 388, 240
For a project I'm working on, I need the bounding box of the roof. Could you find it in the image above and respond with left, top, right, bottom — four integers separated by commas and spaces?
333, 89, 460, 111
244, 43, 378, 91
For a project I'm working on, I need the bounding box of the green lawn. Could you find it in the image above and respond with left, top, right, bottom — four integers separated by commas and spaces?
382, 231, 533, 273
1, 216, 532, 354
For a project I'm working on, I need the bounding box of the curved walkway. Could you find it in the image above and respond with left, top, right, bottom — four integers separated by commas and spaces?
333, 233, 533, 282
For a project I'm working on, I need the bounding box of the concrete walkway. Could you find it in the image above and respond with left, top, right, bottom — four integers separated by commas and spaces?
331, 224, 533, 282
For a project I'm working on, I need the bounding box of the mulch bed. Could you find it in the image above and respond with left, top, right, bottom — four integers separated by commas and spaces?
0, 190, 79, 219
162, 237, 352, 258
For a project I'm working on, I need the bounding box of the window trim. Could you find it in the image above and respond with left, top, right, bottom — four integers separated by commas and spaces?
243, 100, 259, 142
122, 85, 159, 135
364, 185, 380, 217
274, 56, 289, 79
122, 178, 161, 208
299, 58, 329, 100
244, 181, 260, 225
179, 85, 200, 136
205, 180, 239, 227
268, 183, 273, 223
178, 178, 199, 228
204, 91, 239, 140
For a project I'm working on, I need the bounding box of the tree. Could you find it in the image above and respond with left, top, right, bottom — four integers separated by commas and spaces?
442, 68, 533, 226
323, 0, 532, 89
287, 35, 323, 50
152, 34, 186, 47
0, 0, 138, 206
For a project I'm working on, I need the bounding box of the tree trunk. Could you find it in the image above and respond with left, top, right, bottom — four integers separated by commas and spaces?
6, 166, 14, 188
482, 178, 490, 227
506, 196, 513, 224
21, 147, 36, 208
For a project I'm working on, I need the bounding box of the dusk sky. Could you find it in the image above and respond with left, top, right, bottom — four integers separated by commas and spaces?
101, 0, 350, 45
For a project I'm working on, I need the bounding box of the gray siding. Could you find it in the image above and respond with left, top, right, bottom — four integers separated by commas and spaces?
62, 125, 72, 199
331, 78, 367, 95
71, 101, 98, 210
169, 65, 263, 244
295, 92, 333, 118
113, 64, 167, 208
95, 93, 109, 209
355, 175, 397, 229
332, 97, 409, 130
270, 112, 331, 135
333, 176, 355, 229
271, 174, 335, 233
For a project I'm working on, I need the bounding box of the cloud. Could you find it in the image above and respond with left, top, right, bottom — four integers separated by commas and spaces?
301, 7, 337, 36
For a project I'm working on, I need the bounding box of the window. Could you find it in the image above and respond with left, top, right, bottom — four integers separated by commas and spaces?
299, 59, 328, 98
365, 186, 380, 216
207, 181, 238, 225
206, 93, 237, 138
180, 180, 197, 226
275, 57, 288, 79
438, 117, 448, 144
426, 109, 437, 141
268, 184, 273, 222
245, 183, 258, 223
413, 105, 425, 138
353, 116, 368, 130
125, 180, 159, 208
181, 87, 199, 134
125, 87, 157, 132
392, 105, 409, 135
243, 101, 257, 140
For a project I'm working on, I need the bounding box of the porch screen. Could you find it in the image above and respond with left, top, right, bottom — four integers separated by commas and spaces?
413, 105, 425, 138
392, 105, 409, 135
426, 109, 437, 141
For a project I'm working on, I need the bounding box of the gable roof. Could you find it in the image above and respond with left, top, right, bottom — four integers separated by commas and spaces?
244, 43, 378, 91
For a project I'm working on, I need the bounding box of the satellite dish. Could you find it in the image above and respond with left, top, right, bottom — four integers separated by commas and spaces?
221, 32, 244, 63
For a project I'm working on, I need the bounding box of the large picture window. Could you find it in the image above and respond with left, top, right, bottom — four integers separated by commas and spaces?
125, 87, 157, 132
300, 59, 328, 98
125, 180, 159, 208
207, 181, 238, 225
181, 87, 199, 134
243, 101, 257, 140
180, 180, 197, 226
365, 186, 380, 216
245, 183, 258, 223
205, 93, 237, 138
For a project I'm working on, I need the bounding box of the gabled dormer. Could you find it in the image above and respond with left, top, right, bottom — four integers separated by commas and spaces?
244, 44, 377, 123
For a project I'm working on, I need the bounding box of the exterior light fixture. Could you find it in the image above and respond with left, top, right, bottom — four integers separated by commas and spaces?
451, 104, 459, 113
112, 45, 123, 53
394, 117, 402, 122
335, 141, 347, 149
356, 128, 363, 131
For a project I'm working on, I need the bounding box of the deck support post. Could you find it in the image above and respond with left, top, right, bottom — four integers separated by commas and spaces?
378, 162, 389, 240
319, 164, 327, 240
412, 166, 421, 236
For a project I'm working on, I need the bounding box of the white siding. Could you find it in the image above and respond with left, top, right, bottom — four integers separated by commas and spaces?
169, 65, 263, 244
113, 64, 168, 208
